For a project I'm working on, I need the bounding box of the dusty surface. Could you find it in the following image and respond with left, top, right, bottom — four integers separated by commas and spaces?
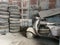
0, 33, 58, 45
0, 33, 42, 45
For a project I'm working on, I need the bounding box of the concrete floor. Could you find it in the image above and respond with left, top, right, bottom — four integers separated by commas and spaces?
0, 33, 58, 45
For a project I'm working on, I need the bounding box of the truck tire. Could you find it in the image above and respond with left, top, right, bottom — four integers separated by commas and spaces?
26, 27, 36, 38
26, 31, 34, 39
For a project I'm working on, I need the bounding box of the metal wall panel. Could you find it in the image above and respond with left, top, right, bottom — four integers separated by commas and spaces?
49, 0, 56, 9
30, 0, 38, 5
39, 0, 49, 10
56, 0, 60, 8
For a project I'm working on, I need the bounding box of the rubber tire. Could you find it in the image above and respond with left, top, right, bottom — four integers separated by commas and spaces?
26, 32, 34, 39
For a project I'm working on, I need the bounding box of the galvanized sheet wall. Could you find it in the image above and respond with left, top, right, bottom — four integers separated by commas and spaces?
56, 0, 60, 8
39, 0, 60, 10
39, 0, 49, 10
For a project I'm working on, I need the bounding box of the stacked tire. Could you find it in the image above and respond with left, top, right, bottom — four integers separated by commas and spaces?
0, 2, 9, 34
9, 5, 20, 32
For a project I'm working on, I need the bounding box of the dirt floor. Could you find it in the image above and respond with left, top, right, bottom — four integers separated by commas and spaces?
0, 33, 58, 45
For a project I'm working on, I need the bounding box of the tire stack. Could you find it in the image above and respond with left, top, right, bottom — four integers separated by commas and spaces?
0, 2, 9, 34
9, 5, 20, 32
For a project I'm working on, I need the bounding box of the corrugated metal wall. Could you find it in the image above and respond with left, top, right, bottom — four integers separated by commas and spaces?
56, 0, 60, 8
30, 0, 38, 5
39, 0, 60, 10
39, 0, 49, 10
0, 0, 60, 9
49, 0, 56, 9
3, 0, 59, 9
